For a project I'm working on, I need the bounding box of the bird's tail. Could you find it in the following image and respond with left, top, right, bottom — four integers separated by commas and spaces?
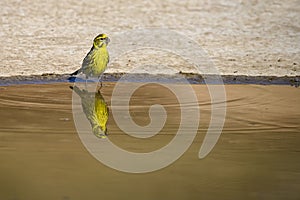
69, 86, 84, 96
70, 69, 80, 76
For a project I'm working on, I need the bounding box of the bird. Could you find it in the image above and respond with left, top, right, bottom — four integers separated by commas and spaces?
71, 33, 110, 85
70, 86, 109, 138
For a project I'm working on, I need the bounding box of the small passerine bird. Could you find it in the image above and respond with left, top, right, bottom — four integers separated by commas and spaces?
71, 33, 110, 81
70, 86, 109, 138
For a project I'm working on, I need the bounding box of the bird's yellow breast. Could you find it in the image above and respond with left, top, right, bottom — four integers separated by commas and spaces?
91, 46, 109, 76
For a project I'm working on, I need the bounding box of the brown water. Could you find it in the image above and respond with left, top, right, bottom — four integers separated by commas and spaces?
0, 83, 299, 200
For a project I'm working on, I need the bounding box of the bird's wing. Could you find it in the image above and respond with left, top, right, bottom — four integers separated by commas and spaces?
81, 47, 94, 70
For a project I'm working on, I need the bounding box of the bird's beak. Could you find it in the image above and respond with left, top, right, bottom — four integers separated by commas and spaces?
105, 37, 110, 45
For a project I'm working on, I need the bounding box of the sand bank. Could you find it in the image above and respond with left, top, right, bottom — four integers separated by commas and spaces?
1, 0, 299, 77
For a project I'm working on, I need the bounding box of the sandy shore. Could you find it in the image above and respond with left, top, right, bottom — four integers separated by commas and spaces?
0, 73, 299, 87
1, 0, 299, 77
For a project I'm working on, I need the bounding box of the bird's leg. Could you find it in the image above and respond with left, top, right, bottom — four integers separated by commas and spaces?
96, 81, 103, 90
97, 74, 104, 90
85, 76, 88, 90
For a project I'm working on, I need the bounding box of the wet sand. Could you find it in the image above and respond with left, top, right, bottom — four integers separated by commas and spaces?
0, 83, 299, 200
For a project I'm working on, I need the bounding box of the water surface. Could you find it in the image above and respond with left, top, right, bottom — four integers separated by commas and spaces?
0, 83, 299, 200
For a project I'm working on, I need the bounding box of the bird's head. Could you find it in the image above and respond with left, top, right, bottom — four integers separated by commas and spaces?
92, 125, 107, 139
93, 33, 110, 48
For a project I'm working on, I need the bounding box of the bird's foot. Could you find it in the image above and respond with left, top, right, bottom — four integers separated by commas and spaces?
97, 81, 103, 90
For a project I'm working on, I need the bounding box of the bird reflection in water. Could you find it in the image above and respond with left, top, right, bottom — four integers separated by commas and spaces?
70, 86, 108, 138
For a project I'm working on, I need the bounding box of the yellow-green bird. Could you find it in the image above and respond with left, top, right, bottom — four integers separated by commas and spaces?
71, 33, 110, 81
70, 86, 109, 138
